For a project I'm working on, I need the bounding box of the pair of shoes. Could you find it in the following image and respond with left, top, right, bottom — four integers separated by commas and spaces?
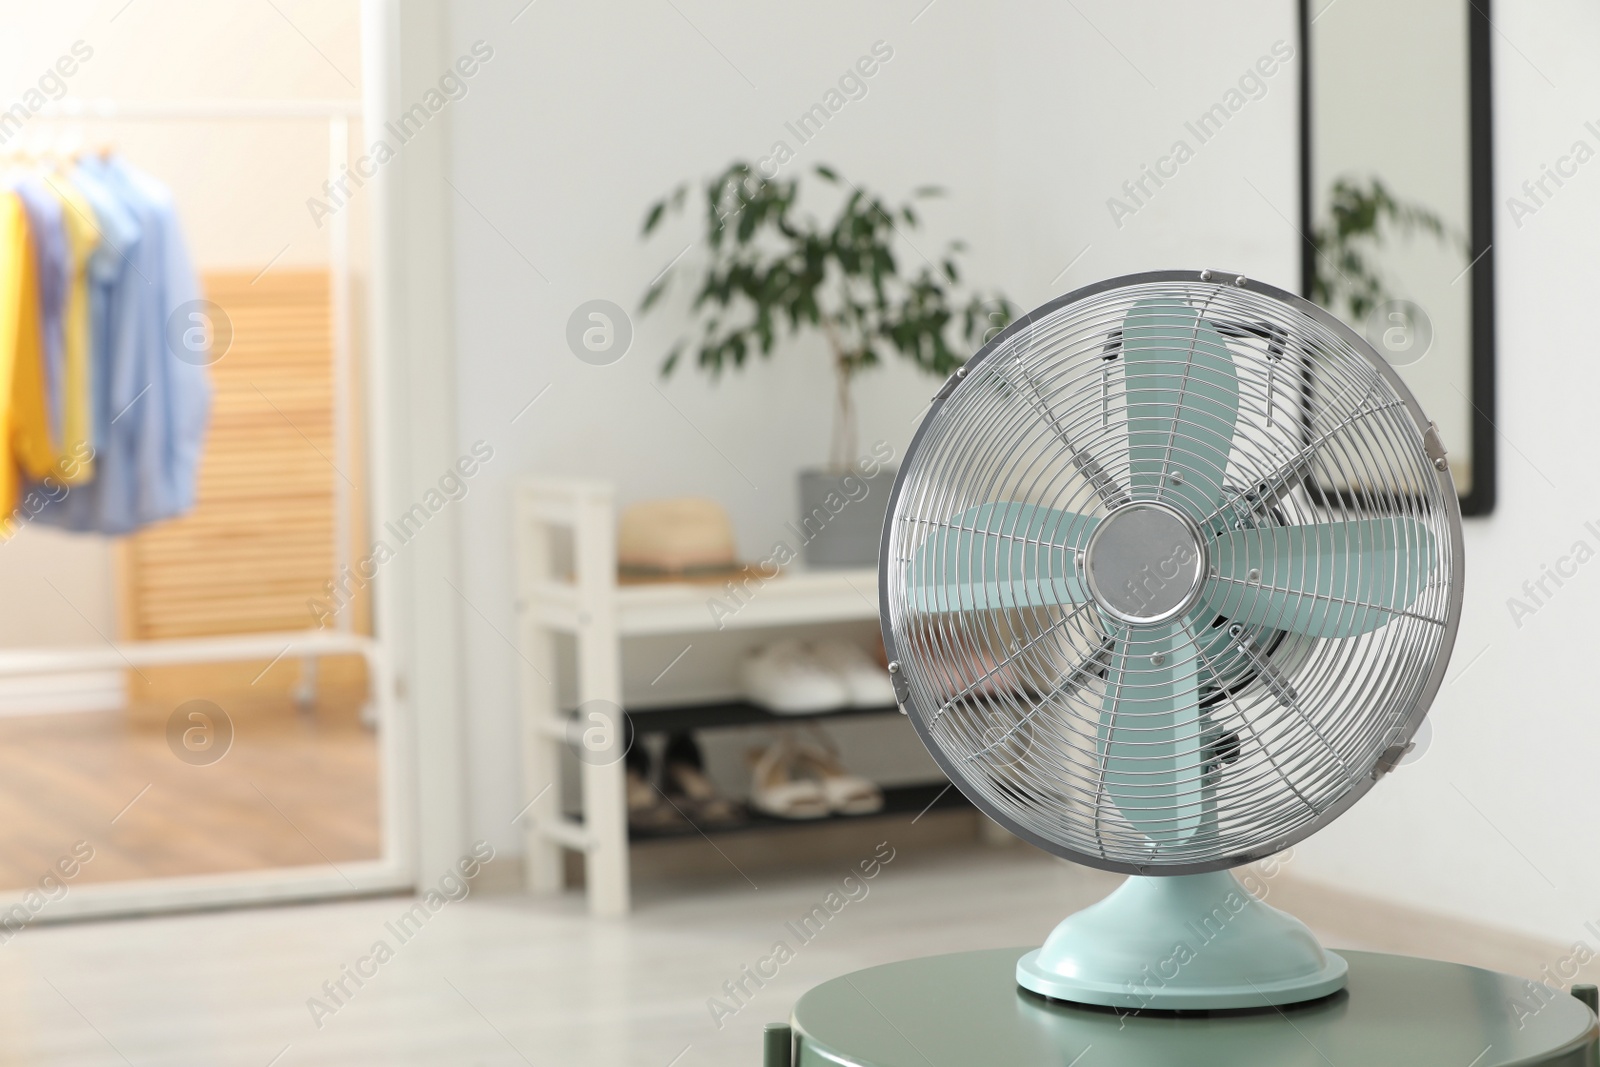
626, 734, 745, 832
748, 731, 884, 819
626, 743, 685, 833
661, 732, 743, 827
740, 640, 897, 714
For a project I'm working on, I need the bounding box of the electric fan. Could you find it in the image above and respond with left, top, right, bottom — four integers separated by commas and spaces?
879, 270, 1462, 1010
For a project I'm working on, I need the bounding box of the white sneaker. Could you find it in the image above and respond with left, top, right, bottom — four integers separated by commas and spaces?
741, 641, 849, 714
811, 640, 897, 707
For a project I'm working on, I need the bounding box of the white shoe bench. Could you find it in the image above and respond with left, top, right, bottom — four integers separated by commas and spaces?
514, 477, 959, 916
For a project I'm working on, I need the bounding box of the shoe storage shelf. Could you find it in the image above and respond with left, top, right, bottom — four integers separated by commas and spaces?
515, 477, 961, 916
630, 781, 965, 842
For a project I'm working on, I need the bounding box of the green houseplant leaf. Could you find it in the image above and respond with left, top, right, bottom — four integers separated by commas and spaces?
640, 162, 1014, 470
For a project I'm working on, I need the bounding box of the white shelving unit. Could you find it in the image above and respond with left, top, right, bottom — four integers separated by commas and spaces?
514, 476, 884, 916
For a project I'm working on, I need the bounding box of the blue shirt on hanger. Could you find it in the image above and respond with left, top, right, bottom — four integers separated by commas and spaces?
32, 163, 143, 532
11, 177, 68, 441
34, 158, 209, 536
95, 157, 176, 528
116, 158, 210, 518
62, 165, 140, 455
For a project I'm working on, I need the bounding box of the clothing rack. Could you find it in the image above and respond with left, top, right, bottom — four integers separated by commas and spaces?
6, 99, 381, 717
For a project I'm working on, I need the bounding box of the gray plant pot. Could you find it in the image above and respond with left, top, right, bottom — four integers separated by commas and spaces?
796, 466, 896, 569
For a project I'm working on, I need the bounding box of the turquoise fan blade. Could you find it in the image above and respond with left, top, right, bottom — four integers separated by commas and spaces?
1121, 298, 1240, 518
1096, 622, 1204, 844
906, 502, 1098, 613
1203, 517, 1436, 638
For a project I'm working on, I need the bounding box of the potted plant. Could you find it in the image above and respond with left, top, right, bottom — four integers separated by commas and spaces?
640, 162, 1013, 567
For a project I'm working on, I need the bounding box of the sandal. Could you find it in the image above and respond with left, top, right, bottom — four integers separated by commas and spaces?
747, 736, 830, 819
663, 732, 744, 827
793, 737, 884, 816
625, 744, 686, 832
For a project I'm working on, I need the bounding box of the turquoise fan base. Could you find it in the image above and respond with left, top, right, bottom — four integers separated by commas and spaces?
1016, 870, 1348, 1011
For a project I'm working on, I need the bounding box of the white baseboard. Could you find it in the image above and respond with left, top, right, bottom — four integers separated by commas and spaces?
0, 671, 127, 716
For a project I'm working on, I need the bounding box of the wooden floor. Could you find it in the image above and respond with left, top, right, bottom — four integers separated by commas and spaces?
0, 697, 381, 888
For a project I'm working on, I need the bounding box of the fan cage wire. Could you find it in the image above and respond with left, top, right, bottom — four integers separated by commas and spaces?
884, 277, 1459, 872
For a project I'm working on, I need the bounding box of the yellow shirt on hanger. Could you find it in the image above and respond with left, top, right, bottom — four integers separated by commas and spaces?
0, 191, 61, 522
0, 193, 22, 521
45, 175, 99, 484
3, 192, 58, 493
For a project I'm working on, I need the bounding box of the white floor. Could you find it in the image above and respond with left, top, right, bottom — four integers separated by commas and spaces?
1, 839, 1366, 1067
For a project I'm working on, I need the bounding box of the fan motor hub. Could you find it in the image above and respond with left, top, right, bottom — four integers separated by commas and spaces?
1083, 502, 1208, 625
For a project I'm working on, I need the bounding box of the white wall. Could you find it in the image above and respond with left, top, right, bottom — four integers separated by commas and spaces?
444, 1, 1298, 858
437, 0, 1600, 950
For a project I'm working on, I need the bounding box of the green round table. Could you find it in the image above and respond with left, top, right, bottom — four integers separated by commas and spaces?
766, 949, 1597, 1066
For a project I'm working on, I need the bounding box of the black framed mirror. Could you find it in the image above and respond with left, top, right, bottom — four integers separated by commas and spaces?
1299, 0, 1496, 515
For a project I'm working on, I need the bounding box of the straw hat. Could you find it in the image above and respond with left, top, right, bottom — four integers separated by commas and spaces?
618, 497, 738, 575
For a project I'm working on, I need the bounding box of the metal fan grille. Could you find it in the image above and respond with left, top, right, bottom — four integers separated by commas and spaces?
881, 271, 1462, 874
